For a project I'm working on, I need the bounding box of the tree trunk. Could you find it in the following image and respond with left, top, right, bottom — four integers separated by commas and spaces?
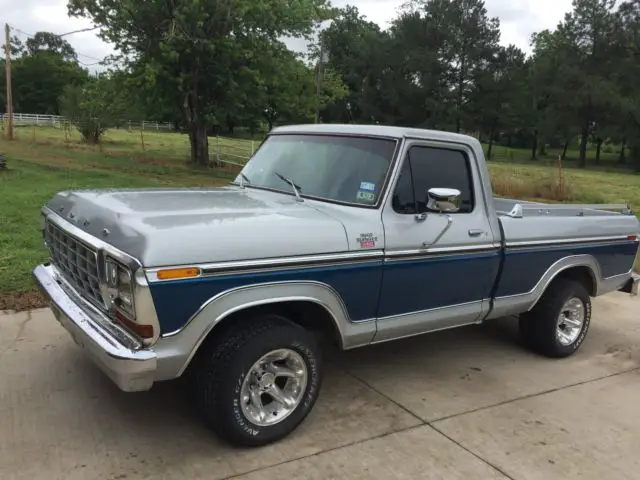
487, 122, 496, 160
561, 140, 569, 160
618, 136, 626, 165
578, 101, 591, 168
595, 137, 602, 165
538, 141, 547, 156
455, 48, 467, 134
631, 143, 640, 173
531, 129, 538, 160
188, 121, 209, 166
578, 121, 589, 168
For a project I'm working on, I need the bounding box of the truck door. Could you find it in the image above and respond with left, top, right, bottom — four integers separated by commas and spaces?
374, 139, 501, 343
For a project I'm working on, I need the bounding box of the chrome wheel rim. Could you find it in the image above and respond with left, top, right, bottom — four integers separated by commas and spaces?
556, 297, 585, 346
240, 348, 308, 427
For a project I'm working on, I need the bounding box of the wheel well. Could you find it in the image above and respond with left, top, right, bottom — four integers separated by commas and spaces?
553, 266, 597, 296
196, 300, 343, 353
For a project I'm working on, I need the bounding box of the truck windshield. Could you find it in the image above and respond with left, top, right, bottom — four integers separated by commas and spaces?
236, 134, 397, 206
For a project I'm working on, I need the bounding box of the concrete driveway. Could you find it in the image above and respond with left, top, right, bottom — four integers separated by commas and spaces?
1, 292, 639, 480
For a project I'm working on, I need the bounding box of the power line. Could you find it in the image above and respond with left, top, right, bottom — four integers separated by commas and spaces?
8, 24, 107, 65
76, 51, 104, 62
58, 26, 100, 37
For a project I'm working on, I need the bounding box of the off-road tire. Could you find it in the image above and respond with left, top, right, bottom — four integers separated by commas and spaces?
190, 314, 323, 447
519, 278, 592, 358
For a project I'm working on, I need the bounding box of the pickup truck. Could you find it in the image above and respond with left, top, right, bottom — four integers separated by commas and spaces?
33, 124, 640, 447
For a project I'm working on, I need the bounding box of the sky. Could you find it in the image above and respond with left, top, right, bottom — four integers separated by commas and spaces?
1, 0, 575, 67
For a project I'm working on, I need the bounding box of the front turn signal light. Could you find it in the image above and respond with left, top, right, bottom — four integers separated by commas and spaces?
156, 267, 201, 281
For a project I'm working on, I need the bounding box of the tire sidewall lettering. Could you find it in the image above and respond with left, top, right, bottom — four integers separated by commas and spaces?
571, 297, 592, 351
230, 339, 320, 441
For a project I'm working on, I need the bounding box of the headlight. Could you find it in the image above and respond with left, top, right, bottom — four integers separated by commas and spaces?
105, 258, 135, 318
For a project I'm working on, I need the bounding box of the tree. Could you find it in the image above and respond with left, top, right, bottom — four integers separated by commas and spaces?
384, 0, 501, 132
0, 31, 88, 115
59, 72, 143, 143
471, 45, 526, 158
526, 29, 581, 160
257, 45, 347, 129
68, 0, 334, 166
315, 6, 389, 124
617, 0, 640, 171
25, 32, 78, 62
557, 0, 622, 167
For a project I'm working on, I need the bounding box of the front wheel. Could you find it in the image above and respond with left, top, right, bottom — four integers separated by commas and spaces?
519, 279, 592, 358
191, 314, 323, 447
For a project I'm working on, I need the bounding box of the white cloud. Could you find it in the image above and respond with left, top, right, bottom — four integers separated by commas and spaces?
0, 0, 575, 65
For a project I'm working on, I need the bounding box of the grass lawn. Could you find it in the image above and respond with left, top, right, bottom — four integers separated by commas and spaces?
1, 126, 638, 310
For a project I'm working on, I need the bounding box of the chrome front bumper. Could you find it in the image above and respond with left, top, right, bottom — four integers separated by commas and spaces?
33, 264, 157, 392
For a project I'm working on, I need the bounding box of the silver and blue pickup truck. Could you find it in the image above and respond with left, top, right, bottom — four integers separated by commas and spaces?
33, 124, 639, 446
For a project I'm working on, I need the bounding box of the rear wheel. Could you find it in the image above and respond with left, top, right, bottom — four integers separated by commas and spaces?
190, 314, 323, 447
519, 279, 592, 358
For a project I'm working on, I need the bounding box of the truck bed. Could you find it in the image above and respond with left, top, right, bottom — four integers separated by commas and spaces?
493, 197, 635, 219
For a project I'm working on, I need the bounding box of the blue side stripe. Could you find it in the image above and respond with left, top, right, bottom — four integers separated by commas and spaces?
149, 241, 638, 335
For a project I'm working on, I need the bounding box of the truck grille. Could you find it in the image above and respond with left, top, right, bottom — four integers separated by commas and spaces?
45, 221, 104, 308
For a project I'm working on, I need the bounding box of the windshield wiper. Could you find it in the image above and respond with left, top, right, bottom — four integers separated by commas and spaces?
274, 172, 303, 202
238, 172, 251, 189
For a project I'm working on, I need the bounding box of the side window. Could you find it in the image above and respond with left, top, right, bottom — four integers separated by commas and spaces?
393, 146, 475, 214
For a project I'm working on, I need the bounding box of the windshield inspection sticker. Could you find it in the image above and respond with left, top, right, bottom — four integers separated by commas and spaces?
356, 232, 377, 249
359, 181, 376, 192
357, 190, 375, 202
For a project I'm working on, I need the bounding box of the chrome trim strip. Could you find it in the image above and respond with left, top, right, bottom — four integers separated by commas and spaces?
145, 250, 384, 282
376, 300, 482, 321
506, 235, 636, 249
146, 246, 506, 283
384, 244, 499, 262
161, 280, 362, 338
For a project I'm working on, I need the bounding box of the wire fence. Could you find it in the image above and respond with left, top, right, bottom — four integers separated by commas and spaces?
1, 113, 174, 131
1, 114, 257, 167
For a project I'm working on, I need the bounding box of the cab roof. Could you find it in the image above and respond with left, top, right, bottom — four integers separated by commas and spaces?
270, 123, 480, 146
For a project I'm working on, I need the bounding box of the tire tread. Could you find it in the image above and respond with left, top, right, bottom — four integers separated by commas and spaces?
519, 278, 591, 358
190, 314, 320, 446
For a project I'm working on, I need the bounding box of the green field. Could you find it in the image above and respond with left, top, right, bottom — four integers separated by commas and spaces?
1, 126, 638, 310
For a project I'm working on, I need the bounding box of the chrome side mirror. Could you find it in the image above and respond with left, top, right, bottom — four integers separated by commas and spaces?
426, 188, 461, 213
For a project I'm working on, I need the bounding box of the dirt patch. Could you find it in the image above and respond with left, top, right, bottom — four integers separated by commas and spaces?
0, 289, 48, 312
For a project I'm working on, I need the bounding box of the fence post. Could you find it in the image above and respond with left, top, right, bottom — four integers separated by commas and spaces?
32, 120, 36, 141
140, 125, 145, 152
216, 135, 220, 164
251, 140, 254, 155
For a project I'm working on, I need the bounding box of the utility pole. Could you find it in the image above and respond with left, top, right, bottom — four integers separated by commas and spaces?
4, 23, 13, 140
314, 41, 323, 124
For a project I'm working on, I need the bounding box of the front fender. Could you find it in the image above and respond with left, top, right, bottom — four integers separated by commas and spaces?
152, 281, 376, 381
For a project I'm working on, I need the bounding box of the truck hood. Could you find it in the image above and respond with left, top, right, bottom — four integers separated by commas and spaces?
45, 186, 350, 267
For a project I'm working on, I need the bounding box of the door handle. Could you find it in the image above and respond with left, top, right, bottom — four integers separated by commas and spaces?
468, 229, 484, 237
